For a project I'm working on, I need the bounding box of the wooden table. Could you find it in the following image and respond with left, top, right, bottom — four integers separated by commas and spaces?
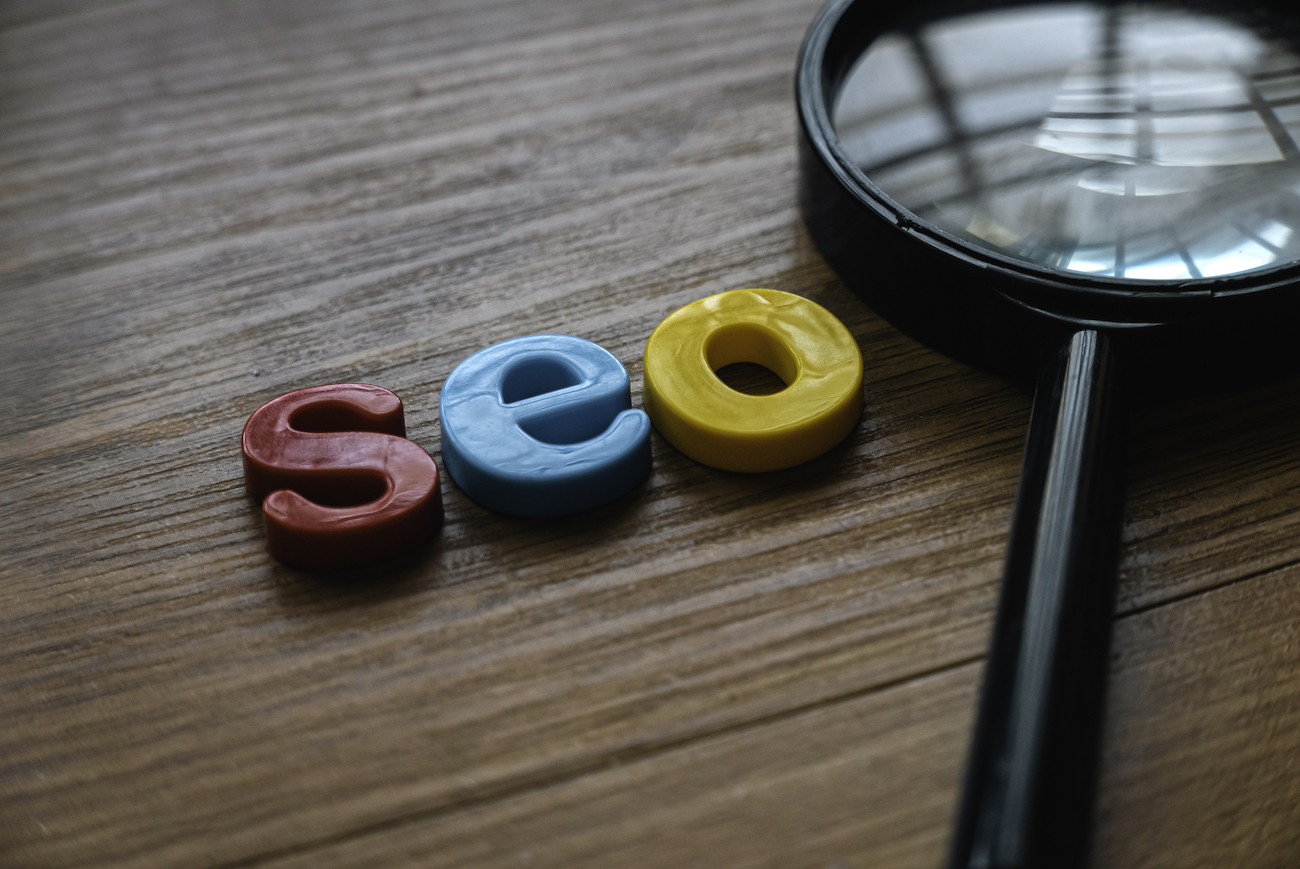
4, 1, 1299, 866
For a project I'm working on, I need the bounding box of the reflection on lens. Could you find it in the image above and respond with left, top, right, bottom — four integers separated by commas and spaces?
833, 3, 1300, 281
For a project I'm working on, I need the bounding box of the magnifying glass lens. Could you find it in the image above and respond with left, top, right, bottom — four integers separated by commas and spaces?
833, 3, 1300, 280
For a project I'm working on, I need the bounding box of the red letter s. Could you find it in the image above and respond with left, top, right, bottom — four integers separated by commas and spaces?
241, 384, 443, 569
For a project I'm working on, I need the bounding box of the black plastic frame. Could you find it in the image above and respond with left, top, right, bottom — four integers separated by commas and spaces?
796, 4, 1300, 867
796, 0, 1300, 386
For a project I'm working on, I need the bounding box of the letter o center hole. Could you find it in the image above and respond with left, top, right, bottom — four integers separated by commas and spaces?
706, 324, 796, 396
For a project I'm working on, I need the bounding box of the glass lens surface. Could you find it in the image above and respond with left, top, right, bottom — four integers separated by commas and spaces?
833, 2, 1300, 280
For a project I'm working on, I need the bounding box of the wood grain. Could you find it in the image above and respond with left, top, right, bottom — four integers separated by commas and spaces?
249, 566, 1300, 869
2, 2, 1299, 868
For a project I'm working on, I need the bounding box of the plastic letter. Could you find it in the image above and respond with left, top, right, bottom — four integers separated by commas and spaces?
642, 288, 862, 472
241, 383, 443, 569
439, 335, 652, 516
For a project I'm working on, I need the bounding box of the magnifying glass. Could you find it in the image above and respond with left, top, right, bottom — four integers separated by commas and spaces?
796, 1, 1300, 866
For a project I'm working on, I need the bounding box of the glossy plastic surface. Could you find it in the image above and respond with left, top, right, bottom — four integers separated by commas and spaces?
241, 383, 443, 570
439, 335, 652, 517
947, 330, 1126, 869
642, 288, 863, 472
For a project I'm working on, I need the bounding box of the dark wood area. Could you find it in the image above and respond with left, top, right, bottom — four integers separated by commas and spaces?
3, 1, 1298, 867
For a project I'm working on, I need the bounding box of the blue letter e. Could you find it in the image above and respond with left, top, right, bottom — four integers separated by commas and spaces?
439, 335, 652, 517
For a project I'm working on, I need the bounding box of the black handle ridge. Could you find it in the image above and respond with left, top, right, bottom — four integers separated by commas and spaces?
947, 330, 1129, 869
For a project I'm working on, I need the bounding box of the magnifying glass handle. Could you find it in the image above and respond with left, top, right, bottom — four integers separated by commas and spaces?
948, 330, 1128, 869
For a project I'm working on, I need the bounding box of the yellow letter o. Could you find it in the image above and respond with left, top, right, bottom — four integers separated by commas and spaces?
643, 289, 862, 472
